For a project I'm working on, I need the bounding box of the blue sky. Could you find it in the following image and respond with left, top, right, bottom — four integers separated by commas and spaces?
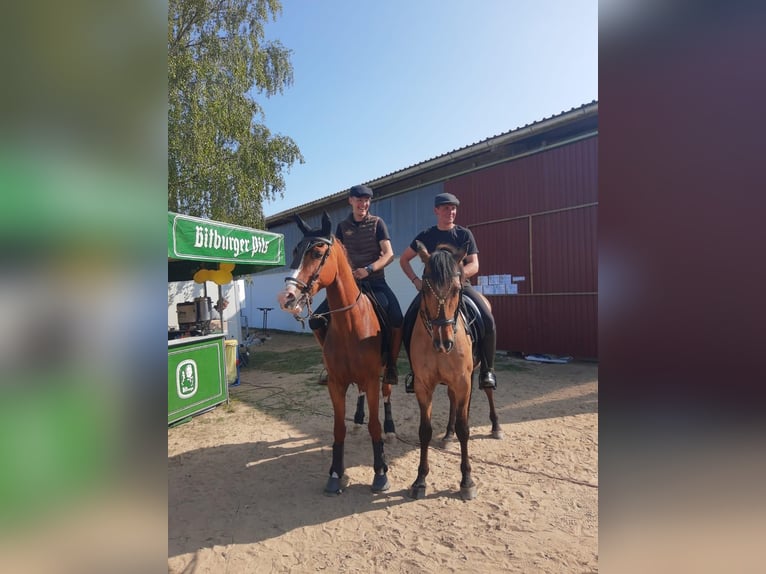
260, 0, 598, 217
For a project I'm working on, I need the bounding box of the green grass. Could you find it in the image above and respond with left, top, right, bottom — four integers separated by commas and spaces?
244, 347, 324, 374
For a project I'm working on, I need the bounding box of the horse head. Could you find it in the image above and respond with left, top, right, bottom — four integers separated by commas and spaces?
277, 211, 336, 316
417, 241, 468, 353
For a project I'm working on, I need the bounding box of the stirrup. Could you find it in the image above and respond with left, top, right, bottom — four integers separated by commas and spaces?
404, 372, 415, 393
318, 369, 328, 385
479, 370, 496, 390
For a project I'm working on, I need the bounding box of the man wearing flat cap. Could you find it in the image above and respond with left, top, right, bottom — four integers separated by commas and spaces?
399, 192, 498, 390
309, 184, 403, 386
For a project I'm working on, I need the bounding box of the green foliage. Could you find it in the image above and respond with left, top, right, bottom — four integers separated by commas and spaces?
168, 0, 303, 228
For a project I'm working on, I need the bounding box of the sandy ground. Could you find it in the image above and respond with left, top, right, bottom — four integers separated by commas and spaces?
168, 332, 598, 573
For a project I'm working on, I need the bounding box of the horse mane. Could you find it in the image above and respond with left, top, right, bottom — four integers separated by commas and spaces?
427, 243, 463, 286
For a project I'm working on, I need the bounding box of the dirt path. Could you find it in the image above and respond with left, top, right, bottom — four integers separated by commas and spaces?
168, 332, 598, 573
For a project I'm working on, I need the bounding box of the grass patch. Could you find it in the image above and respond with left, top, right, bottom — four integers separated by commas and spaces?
245, 347, 324, 374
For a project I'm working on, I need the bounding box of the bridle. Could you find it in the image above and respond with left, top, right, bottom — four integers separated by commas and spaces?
419, 272, 463, 338
284, 235, 362, 328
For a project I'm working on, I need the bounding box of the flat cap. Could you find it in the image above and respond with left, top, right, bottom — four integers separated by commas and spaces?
434, 192, 460, 206
349, 184, 373, 198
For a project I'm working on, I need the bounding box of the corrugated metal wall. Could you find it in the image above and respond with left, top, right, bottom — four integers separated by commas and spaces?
267, 135, 598, 359
447, 136, 598, 358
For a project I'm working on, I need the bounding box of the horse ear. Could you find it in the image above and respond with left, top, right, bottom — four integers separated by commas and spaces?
321, 211, 332, 237
454, 242, 469, 263
294, 213, 310, 235
415, 240, 430, 263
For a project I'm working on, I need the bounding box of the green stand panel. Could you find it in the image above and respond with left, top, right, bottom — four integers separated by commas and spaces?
168, 334, 227, 425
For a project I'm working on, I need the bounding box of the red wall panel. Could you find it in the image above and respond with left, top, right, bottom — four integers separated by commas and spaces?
444, 135, 598, 359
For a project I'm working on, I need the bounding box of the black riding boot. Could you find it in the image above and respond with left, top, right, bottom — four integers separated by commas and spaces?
402, 295, 419, 393
383, 327, 402, 385
479, 330, 497, 389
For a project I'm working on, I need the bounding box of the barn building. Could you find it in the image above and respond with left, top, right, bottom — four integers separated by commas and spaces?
255, 101, 597, 359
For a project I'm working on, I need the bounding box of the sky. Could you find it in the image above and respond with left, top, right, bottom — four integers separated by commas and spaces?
259, 0, 598, 217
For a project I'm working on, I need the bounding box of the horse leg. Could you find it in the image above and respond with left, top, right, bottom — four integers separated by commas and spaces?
381, 381, 396, 436
484, 387, 504, 439
325, 384, 349, 495
443, 399, 456, 443
365, 381, 390, 492
410, 394, 433, 499
354, 391, 366, 425
455, 396, 477, 500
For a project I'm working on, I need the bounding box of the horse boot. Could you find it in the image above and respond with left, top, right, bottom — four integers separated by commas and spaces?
383, 326, 403, 385
478, 330, 497, 390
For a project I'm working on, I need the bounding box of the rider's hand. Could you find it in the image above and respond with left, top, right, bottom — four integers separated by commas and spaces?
413, 277, 423, 291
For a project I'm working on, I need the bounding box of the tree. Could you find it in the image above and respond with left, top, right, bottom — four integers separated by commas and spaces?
168, 0, 303, 228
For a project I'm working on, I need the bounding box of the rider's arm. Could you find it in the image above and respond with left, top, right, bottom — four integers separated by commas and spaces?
362, 239, 394, 277
375, 239, 394, 269
400, 246, 422, 290
462, 253, 479, 279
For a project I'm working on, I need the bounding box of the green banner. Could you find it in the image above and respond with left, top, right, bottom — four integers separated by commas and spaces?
168, 212, 284, 266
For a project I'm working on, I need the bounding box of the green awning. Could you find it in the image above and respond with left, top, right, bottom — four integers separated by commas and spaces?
168, 212, 285, 282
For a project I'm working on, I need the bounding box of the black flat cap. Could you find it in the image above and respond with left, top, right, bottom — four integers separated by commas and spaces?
434, 192, 460, 206
349, 184, 373, 198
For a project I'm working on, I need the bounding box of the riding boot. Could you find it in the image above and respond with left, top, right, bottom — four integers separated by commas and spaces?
383, 327, 402, 385
310, 323, 327, 347
402, 298, 418, 393
479, 330, 497, 390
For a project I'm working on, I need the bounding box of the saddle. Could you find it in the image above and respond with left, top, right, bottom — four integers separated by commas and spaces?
459, 295, 485, 364
359, 282, 392, 356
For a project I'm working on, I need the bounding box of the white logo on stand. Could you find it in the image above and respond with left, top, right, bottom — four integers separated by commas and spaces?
177, 359, 198, 398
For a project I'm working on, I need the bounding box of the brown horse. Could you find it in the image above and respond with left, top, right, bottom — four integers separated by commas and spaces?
443, 300, 503, 442
408, 241, 484, 500
276, 212, 392, 495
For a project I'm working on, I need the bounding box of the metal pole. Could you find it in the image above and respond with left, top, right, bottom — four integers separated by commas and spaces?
257, 307, 273, 336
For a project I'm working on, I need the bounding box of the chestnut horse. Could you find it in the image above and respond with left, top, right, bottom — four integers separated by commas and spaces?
408, 241, 484, 500
276, 212, 391, 495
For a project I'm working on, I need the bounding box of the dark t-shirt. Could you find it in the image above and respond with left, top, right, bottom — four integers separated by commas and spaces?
409, 225, 478, 257
334, 215, 390, 243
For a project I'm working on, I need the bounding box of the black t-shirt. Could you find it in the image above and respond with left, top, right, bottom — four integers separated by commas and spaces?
409, 225, 478, 257
334, 215, 390, 243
